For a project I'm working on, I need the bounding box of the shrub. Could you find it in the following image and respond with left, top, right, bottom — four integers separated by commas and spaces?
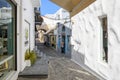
29, 50, 37, 65
25, 49, 30, 60
25, 49, 37, 65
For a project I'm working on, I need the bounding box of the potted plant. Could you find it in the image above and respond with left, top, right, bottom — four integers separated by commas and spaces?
25, 49, 31, 67
25, 49, 37, 66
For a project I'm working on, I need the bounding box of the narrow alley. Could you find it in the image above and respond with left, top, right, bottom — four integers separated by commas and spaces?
1, 0, 120, 80
18, 43, 99, 80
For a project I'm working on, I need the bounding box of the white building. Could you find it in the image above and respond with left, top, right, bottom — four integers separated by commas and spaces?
0, 7, 12, 25
51, 0, 120, 80
0, 7, 11, 19
40, 9, 71, 55
54, 9, 71, 55
0, 0, 40, 80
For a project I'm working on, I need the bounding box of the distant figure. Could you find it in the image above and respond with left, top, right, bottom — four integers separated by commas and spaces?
44, 36, 47, 46
61, 41, 64, 53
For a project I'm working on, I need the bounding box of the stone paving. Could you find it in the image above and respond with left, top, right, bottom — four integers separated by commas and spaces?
18, 57, 48, 77
18, 45, 100, 80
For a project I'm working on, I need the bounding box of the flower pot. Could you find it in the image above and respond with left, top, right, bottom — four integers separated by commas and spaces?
25, 60, 31, 67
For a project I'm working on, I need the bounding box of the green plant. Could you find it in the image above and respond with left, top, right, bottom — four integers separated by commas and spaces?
29, 50, 37, 65
25, 49, 37, 65
25, 49, 30, 60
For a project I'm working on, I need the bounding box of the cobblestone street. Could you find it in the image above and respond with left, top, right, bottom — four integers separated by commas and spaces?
18, 45, 99, 80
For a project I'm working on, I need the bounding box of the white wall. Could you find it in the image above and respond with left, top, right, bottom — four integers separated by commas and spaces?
23, 0, 35, 51
71, 0, 120, 80
31, 0, 40, 8
19, 0, 35, 71
16, 0, 21, 73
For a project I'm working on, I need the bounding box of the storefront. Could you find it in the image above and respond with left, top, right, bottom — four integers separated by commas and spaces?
0, 0, 40, 79
0, 0, 17, 79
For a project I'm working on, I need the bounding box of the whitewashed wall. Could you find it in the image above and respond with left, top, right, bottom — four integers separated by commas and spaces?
31, 0, 40, 8
23, 0, 35, 50
19, 0, 35, 71
5, 0, 35, 80
71, 0, 120, 80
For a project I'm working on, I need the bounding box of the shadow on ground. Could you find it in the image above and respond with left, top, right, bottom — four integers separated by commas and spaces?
18, 41, 99, 80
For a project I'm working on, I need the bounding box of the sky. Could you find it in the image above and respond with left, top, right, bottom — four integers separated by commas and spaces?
40, 0, 60, 16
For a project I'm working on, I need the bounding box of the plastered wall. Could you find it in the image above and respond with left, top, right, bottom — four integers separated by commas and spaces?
71, 0, 120, 80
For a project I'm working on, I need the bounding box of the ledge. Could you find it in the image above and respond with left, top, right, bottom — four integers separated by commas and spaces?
0, 55, 13, 65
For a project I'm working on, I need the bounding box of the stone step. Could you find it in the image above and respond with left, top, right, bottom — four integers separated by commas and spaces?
18, 58, 48, 78
18, 77, 47, 80
18, 74, 48, 78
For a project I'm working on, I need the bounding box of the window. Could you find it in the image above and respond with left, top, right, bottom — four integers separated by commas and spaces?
100, 15, 108, 62
0, 0, 16, 79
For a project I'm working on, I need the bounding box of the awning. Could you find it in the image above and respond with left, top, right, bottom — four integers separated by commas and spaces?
50, 0, 95, 17
36, 23, 49, 31
43, 23, 57, 35
36, 22, 57, 35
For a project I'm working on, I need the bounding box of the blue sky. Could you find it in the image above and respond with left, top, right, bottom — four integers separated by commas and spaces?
40, 0, 60, 15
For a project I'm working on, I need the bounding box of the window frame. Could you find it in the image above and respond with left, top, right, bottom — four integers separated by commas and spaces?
0, 0, 17, 71
99, 15, 108, 63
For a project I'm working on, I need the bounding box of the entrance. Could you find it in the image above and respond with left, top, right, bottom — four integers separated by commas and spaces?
61, 35, 65, 53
